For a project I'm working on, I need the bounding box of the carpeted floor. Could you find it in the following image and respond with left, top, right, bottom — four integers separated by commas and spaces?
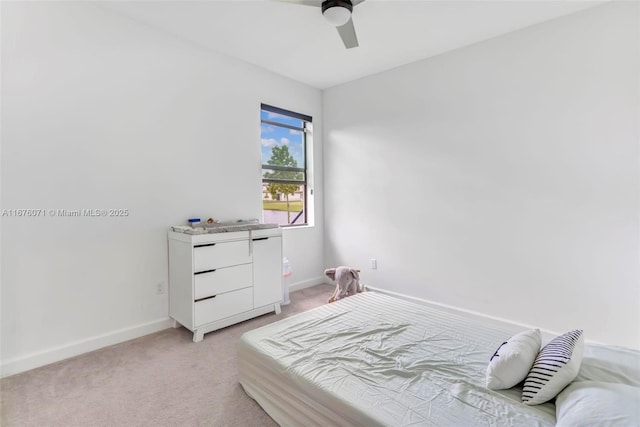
1, 283, 334, 427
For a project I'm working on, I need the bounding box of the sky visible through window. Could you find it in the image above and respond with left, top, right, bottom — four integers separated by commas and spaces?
260, 111, 304, 167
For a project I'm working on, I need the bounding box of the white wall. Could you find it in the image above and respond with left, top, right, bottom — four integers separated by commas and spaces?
324, 2, 639, 349
1, 2, 323, 376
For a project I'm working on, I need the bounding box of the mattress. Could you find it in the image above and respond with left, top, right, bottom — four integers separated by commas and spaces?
239, 292, 567, 426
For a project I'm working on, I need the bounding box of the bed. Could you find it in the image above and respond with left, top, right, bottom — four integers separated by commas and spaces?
238, 292, 640, 426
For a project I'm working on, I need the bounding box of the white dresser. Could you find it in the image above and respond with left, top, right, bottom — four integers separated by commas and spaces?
168, 227, 283, 342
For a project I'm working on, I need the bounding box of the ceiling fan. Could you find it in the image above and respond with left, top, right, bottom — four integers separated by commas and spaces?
277, 0, 366, 49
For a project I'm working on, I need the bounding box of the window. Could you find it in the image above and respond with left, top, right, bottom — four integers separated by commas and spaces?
260, 104, 311, 227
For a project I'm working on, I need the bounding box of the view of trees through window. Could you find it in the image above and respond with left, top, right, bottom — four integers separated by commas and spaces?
260, 104, 310, 226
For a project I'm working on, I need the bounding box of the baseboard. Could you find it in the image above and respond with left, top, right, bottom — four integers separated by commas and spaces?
288, 276, 325, 293
0, 317, 173, 378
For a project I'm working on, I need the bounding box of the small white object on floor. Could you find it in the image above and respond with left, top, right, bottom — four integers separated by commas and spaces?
282, 257, 291, 305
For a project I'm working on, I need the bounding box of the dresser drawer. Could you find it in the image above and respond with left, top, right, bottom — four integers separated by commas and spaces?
194, 240, 251, 272
194, 263, 252, 299
194, 287, 253, 327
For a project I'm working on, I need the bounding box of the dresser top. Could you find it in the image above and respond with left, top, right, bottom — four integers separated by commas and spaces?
171, 223, 279, 235
168, 226, 282, 244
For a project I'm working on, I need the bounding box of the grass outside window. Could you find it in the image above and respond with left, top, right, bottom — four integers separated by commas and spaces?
263, 200, 303, 212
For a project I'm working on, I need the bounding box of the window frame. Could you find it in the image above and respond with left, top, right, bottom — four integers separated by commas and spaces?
260, 103, 312, 227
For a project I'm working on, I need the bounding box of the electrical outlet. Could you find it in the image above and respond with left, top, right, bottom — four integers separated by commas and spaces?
156, 281, 166, 295
370, 259, 377, 269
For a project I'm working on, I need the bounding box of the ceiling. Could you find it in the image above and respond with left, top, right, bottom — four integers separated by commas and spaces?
102, 0, 602, 89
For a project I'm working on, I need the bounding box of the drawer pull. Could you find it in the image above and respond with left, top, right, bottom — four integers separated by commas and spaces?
195, 295, 217, 303
252, 237, 269, 241
194, 269, 216, 275
195, 243, 217, 248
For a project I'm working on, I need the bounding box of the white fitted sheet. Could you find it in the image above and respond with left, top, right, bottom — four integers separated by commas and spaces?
237, 292, 635, 426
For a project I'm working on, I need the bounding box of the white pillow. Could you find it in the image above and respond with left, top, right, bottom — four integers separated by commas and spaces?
556, 381, 640, 427
486, 329, 541, 390
522, 329, 584, 405
576, 344, 640, 386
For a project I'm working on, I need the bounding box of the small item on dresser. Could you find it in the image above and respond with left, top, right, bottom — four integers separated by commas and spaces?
207, 218, 216, 224
188, 218, 202, 227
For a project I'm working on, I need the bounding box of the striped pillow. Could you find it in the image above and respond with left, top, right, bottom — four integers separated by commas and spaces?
522, 329, 584, 405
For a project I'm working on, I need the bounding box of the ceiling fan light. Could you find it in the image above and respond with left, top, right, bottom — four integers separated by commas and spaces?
322, 4, 352, 27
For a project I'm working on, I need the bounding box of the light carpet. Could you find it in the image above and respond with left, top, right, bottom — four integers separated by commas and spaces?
1, 284, 334, 427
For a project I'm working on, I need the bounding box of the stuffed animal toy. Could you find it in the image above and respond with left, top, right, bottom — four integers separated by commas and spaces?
325, 266, 364, 303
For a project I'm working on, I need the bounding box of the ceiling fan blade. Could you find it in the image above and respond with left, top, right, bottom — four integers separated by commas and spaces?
274, 0, 323, 7
336, 17, 359, 49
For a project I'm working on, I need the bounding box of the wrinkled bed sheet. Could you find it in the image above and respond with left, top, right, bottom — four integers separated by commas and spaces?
237, 292, 632, 426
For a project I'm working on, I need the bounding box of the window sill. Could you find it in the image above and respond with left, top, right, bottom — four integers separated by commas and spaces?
281, 223, 314, 230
